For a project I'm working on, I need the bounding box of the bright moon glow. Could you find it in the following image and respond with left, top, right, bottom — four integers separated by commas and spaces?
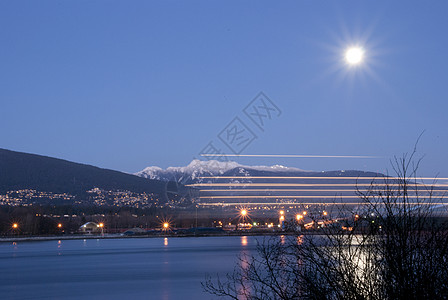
345, 47, 364, 65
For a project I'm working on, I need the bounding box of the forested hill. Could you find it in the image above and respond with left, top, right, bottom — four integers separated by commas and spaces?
0, 148, 166, 196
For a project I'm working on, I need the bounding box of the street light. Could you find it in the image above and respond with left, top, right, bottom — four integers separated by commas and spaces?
241, 209, 247, 217
98, 222, 104, 235
57, 223, 62, 228
12, 223, 18, 229
296, 214, 303, 221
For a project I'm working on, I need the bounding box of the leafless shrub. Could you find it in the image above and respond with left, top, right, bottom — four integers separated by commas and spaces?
203, 149, 448, 299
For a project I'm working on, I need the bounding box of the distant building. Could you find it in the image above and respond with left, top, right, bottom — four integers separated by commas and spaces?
223, 224, 236, 231
79, 222, 102, 233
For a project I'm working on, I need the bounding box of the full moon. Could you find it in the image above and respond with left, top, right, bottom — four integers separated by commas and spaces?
345, 47, 364, 65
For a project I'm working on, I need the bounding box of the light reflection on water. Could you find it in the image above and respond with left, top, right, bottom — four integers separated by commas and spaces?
0, 236, 259, 300
57, 240, 62, 256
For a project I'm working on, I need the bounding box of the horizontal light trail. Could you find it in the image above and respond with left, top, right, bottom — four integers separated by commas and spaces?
200, 154, 380, 158
199, 189, 447, 193
201, 189, 363, 192
197, 176, 448, 181
188, 183, 448, 187
199, 195, 442, 199
198, 202, 448, 206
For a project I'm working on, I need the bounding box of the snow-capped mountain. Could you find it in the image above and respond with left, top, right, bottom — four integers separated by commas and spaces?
135, 160, 388, 202
135, 159, 308, 184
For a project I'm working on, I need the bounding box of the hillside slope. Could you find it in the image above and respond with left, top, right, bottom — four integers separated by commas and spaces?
0, 148, 166, 196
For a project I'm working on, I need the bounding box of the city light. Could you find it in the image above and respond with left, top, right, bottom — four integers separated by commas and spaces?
296, 214, 303, 221
323, 211, 328, 216
280, 210, 284, 215
238, 207, 251, 223
57, 223, 62, 228
163, 222, 169, 229
98, 223, 104, 228
12, 223, 18, 229
303, 211, 307, 216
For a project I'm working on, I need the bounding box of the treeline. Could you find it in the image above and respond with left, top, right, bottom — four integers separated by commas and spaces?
0, 205, 228, 236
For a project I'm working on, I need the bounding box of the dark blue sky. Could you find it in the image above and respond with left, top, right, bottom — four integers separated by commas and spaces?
1, 1, 447, 176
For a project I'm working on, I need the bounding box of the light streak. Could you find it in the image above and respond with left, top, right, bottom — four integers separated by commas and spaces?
199, 195, 442, 199
200, 154, 380, 158
197, 176, 448, 180
199, 189, 447, 193
188, 183, 448, 187
198, 202, 448, 206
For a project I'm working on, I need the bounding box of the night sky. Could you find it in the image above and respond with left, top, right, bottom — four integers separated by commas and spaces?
1, 1, 447, 176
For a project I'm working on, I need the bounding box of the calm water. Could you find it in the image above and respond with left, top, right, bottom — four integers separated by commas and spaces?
0, 236, 260, 300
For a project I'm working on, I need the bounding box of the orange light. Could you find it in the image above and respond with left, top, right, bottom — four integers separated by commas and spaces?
355, 214, 359, 219
99, 223, 104, 228
302, 211, 307, 216
57, 223, 62, 228
241, 209, 247, 216
323, 211, 328, 216
296, 214, 303, 221
163, 222, 169, 229
12, 223, 18, 229
280, 210, 284, 215
280, 216, 285, 221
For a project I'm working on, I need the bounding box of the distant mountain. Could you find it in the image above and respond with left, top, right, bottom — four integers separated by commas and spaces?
0, 148, 167, 197
135, 159, 310, 183
135, 159, 380, 183
135, 160, 386, 204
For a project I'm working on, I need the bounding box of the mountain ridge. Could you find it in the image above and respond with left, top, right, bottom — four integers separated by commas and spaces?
0, 148, 167, 197
135, 159, 383, 185
135, 159, 309, 181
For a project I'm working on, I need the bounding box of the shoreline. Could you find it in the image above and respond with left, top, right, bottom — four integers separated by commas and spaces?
0, 231, 301, 243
